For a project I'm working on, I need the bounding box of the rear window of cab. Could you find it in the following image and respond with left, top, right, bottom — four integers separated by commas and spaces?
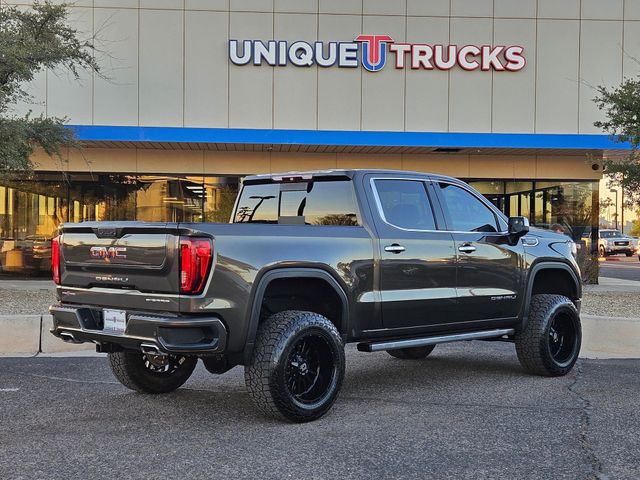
234, 180, 360, 226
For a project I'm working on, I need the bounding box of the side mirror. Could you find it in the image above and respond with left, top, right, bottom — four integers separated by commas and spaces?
508, 216, 529, 238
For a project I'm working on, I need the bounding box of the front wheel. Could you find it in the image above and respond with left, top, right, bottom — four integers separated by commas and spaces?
515, 294, 581, 376
109, 350, 197, 394
626, 252, 633, 257
599, 246, 606, 257
245, 310, 345, 422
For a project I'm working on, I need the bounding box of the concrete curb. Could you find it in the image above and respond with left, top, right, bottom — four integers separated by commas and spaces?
581, 315, 640, 359
0, 313, 639, 359
0, 314, 93, 357
0, 315, 41, 356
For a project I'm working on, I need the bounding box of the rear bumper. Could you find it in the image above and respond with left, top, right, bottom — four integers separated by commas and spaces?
49, 304, 227, 354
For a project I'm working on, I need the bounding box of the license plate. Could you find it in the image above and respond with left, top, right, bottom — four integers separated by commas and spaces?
103, 309, 127, 334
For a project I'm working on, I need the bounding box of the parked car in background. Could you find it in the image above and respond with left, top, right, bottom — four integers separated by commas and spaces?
598, 229, 635, 257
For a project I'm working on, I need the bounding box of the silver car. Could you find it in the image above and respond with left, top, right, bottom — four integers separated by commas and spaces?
598, 229, 637, 257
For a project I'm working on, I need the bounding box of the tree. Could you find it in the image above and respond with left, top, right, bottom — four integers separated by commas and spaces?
630, 215, 640, 237
593, 77, 640, 206
0, 1, 99, 172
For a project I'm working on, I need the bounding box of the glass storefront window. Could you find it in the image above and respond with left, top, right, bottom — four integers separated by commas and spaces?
532, 181, 598, 242
468, 179, 598, 246
204, 177, 240, 223
67, 174, 138, 222
0, 174, 69, 276
136, 176, 206, 223
0, 173, 240, 276
0, 171, 599, 277
469, 181, 506, 212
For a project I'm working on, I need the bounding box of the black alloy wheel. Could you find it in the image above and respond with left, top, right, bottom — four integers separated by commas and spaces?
547, 312, 579, 367
286, 334, 336, 406
109, 350, 197, 393
245, 310, 345, 422
515, 294, 581, 376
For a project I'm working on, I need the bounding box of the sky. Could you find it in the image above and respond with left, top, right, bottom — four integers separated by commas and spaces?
600, 176, 636, 231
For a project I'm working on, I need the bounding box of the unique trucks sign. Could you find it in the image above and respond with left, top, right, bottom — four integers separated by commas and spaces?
229, 35, 525, 72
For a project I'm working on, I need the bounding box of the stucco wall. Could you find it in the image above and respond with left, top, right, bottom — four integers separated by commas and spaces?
5, 0, 639, 135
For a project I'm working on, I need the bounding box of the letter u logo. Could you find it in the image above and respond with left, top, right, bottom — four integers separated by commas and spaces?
355, 35, 394, 72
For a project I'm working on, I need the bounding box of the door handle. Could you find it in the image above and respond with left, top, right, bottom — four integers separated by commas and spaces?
458, 244, 476, 254
384, 244, 406, 254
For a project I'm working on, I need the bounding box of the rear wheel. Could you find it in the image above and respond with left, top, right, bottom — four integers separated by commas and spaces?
109, 350, 197, 394
387, 345, 436, 360
515, 294, 581, 376
245, 310, 345, 422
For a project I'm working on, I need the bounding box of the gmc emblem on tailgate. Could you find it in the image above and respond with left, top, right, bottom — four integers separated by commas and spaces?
90, 246, 127, 260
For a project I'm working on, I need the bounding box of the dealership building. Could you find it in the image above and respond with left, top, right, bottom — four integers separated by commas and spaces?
1, 0, 635, 275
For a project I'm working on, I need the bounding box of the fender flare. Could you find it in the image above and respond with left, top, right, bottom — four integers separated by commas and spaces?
520, 261, 581, 329
241, 267, 350, 364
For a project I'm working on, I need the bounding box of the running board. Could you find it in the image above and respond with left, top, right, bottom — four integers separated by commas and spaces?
357, 328, 515, 353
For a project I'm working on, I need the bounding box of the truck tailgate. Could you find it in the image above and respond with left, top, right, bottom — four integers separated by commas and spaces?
59, 222, 180, 294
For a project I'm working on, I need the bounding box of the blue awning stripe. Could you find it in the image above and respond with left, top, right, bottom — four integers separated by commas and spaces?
67, 125, 631, 150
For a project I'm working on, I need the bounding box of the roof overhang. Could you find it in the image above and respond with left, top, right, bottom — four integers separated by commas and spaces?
68, 125, 631, 156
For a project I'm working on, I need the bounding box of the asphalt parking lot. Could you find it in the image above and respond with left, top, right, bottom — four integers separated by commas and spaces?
600, 256, 640, 282
1, 343, 638, 480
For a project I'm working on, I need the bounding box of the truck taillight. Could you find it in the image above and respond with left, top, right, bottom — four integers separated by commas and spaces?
52, 235, 61, 285
179, 237, 212, 295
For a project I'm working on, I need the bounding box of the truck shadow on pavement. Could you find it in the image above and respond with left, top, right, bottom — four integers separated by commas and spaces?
114, 343, 574, 423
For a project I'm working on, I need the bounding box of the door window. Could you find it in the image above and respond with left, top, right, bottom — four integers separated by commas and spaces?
374, 179, 436, 230
437, 183, 499, 233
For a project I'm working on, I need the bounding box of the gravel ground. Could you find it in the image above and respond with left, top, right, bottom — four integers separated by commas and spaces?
0, 285, 54, 315
581, 290, 640, 318
0, 282, 638, 318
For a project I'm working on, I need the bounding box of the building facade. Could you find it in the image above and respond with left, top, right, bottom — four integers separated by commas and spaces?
2, 0, 635, 275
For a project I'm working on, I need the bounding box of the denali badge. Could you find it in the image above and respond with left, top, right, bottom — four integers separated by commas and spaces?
90, 246, 127, 260
95, 275, 129, 282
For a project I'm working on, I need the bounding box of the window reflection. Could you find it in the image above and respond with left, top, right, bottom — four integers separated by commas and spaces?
204, 177, 240, 223
136, 176, 206, 223
233, 181, 360, 225
0, 174, 68, 276
0, 173, 241, 276
468, 180, 598, 245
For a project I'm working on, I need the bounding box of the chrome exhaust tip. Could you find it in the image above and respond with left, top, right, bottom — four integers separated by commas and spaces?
59, 332, 81, 344
140, 343, 164, 356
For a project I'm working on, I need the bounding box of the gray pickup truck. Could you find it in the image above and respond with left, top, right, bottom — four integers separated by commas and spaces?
50, 170, 582, 422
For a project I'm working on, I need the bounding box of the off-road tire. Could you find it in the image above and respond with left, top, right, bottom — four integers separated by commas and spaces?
109, 350, 197, 394
515, 294, 581, 377
387, 345, 436, 359
244, 310, 345, 423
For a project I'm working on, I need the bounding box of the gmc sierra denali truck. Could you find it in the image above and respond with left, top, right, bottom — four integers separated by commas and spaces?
50, 170, 582, 422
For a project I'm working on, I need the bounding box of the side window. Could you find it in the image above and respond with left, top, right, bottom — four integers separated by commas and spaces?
374, 179, 436, 230
279, 181, 360, 226
234, 180, 360, 225
437, 183, 499, 232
